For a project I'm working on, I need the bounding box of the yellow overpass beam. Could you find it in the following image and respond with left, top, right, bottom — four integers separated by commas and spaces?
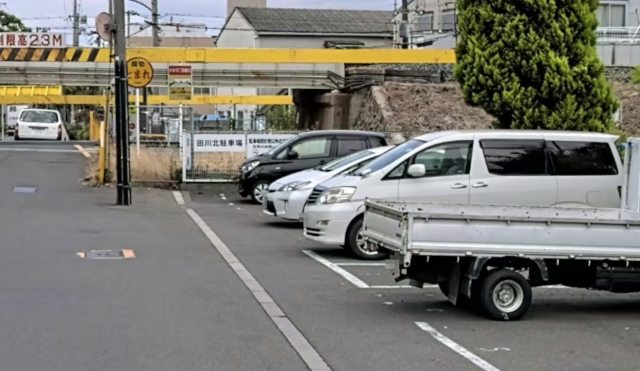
0, 95, 293, 105
0, 47, 455, 64
0, 85, 62, 96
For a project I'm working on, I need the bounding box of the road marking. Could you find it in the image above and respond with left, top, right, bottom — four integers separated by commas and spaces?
172, 191, 185, 205
172, 193, 331, 371
122, 249, 136, 258
416, 322, 502, 371
302, 249, 370, 288
334, 262, 385, 266
74, 144, 91, 157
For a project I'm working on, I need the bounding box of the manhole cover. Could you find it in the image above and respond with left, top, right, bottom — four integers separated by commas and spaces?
77, 249, 135, 259
14, 187, 36, 193
85, 250, 124, 259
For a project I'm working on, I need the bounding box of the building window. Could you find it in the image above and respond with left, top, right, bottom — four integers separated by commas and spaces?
597, 3, 626, 27
194, 87, 210, 95
414, 13, 434, 33
441, 10, 456, 32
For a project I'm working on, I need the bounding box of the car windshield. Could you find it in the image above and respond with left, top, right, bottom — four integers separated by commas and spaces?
19, 110, 58, 123
267, 135, 299, 156
352, 139, 425, 176
318, 150, 374, 172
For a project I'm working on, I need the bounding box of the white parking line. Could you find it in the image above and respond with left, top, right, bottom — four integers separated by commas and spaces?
303, 250, 370, 288
334, 262, 385, 266
174, 195, 332, 371
416, 322, 502, 371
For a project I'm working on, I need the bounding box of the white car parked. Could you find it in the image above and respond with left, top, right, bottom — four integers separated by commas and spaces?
302, 130, 624, 260
15, 109, 63, 141
263, 146, 392, 221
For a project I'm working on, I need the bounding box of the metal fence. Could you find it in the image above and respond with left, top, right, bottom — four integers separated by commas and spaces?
181, 130, 417, 183
104, 127, 418, 184
183, 130, 301, 183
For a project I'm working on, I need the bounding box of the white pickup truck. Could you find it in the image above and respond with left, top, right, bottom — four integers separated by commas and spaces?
362, 138, 640, 321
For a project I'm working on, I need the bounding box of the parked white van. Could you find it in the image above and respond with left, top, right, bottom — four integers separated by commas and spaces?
302, 130, 624, 260
15, 109, 63, 141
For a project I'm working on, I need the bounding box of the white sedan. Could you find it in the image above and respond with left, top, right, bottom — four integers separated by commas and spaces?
15, 109, 63, 141
263, 146, 392, 221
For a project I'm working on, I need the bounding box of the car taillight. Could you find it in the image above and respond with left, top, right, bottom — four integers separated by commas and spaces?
58, 125, 62, 133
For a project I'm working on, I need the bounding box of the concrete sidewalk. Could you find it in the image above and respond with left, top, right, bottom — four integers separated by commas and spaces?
0, 149, 305, 371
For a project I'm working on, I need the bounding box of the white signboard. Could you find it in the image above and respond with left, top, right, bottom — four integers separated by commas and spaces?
193, 134, 246, 152
246, 134, 295, 157
0, 33, 66, 48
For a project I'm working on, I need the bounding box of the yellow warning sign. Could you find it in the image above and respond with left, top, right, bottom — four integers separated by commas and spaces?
127, 57, 154, 88
168, 65, 192, 100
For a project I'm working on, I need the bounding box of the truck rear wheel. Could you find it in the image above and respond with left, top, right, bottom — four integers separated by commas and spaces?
479, 269, 532, 321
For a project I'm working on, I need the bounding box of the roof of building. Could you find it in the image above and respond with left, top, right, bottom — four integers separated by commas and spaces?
235, 7, 393, 35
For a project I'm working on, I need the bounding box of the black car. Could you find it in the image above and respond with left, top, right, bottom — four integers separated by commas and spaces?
238, 130, 388, 203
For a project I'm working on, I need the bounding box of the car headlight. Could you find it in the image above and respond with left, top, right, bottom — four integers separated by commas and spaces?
316, 187, 356, 205
279, 181, 311, 192
241, 161, 259, 173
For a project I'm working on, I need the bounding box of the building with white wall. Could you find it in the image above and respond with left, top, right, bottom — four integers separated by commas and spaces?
214, 7, 394, 127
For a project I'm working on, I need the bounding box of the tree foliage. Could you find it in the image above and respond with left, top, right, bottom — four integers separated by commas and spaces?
0, 10, 30, 32
266, 105, 296, 131
454, 0, 618, 132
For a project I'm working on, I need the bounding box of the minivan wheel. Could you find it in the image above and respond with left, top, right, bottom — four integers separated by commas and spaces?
346, 217, 388, 260
250, 181, 269, 204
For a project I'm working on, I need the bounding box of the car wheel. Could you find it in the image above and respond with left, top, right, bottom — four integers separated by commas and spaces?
345, 217, 388, 260
250, 181, 270, 204
478, 269, 532, 321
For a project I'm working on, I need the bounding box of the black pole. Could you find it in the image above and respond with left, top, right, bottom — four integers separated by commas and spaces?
114, 57, 131, 205
114, 58, 124, 204
401, 0, 408, 49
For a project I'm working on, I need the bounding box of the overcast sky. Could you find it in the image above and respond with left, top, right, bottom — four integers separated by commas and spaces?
6, 0, 395, 45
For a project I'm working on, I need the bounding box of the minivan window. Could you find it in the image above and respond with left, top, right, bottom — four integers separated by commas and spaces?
319, 150, 373, 172
290, 137, 331, 159
268, 136, 299, 156
413, 141, 472, 177
548, 141, 618, 175
354, 139, 425, 176
19, 110, 58, 123
337, 138, 367, 157
480, 139, 548, 175
368, 137, 384, 147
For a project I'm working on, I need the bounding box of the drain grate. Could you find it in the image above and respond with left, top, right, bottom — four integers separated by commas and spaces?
14, 187, 36, 193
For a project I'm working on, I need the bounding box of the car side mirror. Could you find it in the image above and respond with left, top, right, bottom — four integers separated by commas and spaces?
407, 164, 426, 178
287, 149, 299, 159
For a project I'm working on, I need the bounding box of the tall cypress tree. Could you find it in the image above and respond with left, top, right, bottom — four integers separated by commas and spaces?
453, 0, 618, 131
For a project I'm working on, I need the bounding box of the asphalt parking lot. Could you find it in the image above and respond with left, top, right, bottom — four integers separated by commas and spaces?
185, 190, 640, 371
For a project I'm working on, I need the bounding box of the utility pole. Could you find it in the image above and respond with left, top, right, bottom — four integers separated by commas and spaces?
113, 0, 132, 205
151, 0, 159, 47
401, 0, 408, 49
72, 0, 80, 46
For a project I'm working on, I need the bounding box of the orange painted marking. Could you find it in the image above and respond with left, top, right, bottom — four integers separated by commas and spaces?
77, 252, 86, 258
122, 249, 135, 258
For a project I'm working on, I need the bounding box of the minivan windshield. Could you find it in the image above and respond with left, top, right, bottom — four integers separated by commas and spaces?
19, 110, 59, 123
318, 150, 373, 172
352, 139, 425, 176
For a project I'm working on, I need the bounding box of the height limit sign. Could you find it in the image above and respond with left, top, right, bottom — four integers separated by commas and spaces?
168, 65, 192, 101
